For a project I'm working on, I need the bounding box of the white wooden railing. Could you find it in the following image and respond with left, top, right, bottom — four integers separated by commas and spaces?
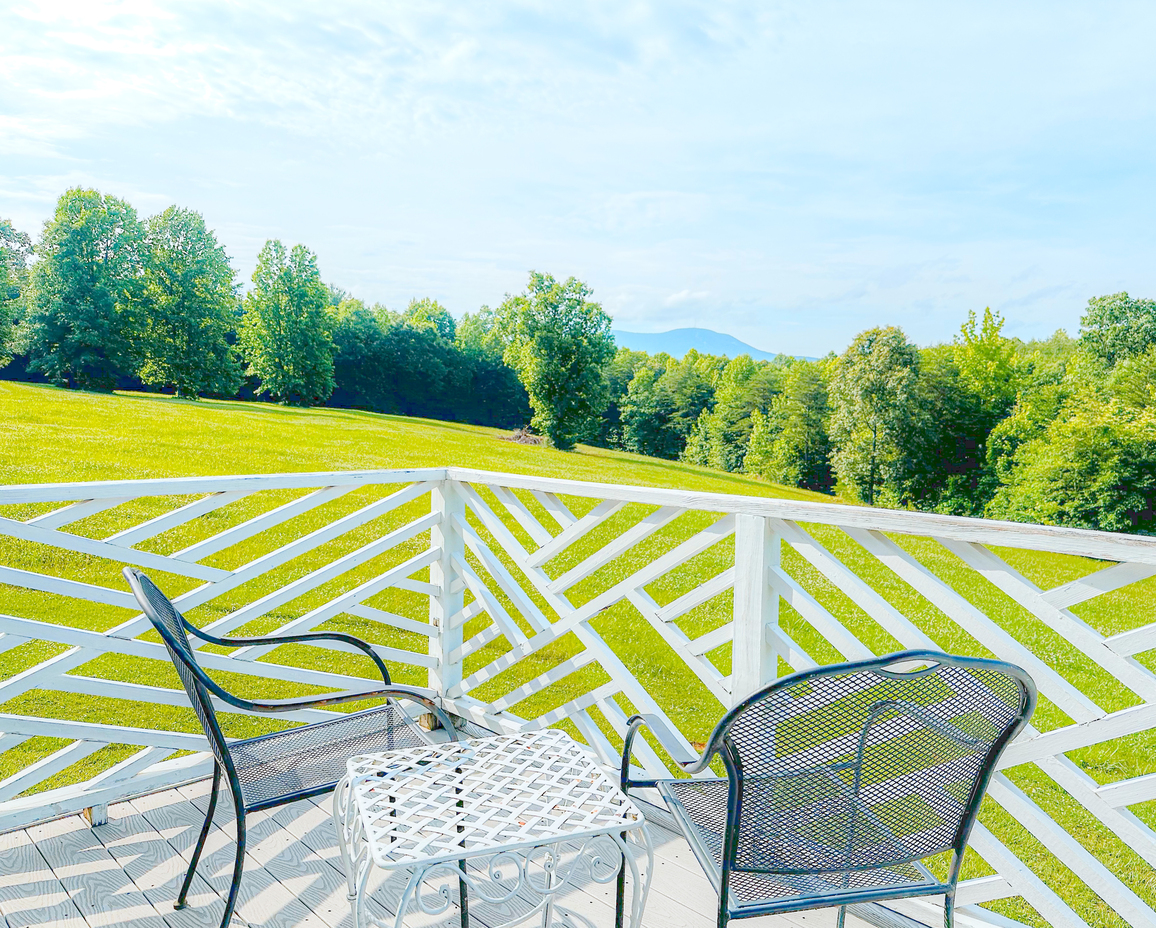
2, 467, 1156, 927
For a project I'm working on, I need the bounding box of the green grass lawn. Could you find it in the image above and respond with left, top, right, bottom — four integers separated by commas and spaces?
2, 380, 1155, 928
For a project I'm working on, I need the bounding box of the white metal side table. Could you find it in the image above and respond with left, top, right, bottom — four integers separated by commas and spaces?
334, 728, 653, 928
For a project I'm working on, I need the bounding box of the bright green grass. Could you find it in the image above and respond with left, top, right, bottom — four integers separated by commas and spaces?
3, 380, 1155, 927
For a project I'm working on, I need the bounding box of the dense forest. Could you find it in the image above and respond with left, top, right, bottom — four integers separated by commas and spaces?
3, 188, 1155, 535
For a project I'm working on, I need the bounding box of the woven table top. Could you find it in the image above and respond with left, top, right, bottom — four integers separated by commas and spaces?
345, 728, 646, 869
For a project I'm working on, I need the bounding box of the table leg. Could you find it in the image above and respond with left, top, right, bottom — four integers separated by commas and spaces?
333, 778, 359, 901
393, 866, 423, 928
540, 844, 557, 928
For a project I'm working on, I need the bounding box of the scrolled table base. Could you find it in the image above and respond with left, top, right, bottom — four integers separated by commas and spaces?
336, 777, 652, 928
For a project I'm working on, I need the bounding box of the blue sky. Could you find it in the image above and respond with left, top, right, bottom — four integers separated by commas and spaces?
2, 1, 1154, 357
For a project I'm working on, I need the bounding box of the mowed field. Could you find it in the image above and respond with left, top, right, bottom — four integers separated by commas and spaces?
3, 379, 1156, 928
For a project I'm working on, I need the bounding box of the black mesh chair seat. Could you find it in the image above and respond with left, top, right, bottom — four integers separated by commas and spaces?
622, 651, 1036, 928
231, 702, 430, 810
661, 777, 945, 911
123, 568, 460, 928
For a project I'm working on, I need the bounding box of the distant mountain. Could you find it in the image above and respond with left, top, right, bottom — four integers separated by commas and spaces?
612, 327, 799, 362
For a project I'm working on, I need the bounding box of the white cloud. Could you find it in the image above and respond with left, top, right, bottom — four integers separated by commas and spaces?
664, 289, 710, 306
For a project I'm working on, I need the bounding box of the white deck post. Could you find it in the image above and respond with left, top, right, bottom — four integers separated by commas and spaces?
731, 513, 779, 704
429, 480, 465, 696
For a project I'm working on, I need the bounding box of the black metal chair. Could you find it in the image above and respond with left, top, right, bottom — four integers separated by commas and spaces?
621, 650, 1035, 928
124, 567, 459, 928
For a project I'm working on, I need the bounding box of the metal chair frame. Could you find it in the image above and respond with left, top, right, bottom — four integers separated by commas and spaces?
124, 567, 460, 928
620, 650, 1036, 928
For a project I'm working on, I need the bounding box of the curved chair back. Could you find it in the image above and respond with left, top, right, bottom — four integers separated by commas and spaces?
125, 568, 233, 769
708, 651, 1035, 879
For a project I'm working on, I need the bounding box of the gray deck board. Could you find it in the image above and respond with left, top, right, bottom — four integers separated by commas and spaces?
0, 827, 81, 928
26, 814, 168, 928
5, 783, 831, 928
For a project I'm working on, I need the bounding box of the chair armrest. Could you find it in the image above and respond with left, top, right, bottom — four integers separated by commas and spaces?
187, 623, 393, 686
216, 683, 461, 740
621, 713, 707, 793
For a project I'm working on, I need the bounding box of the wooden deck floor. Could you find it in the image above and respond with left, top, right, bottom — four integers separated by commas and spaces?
0, 778, 852, 928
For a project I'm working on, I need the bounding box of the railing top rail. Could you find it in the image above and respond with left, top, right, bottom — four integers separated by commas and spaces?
1, 464, 1153, 564
0, 467, 448, 505
446, 467, 1156, 564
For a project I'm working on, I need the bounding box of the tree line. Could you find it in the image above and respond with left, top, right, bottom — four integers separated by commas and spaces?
0, 189, 528, 427
4, 187, 1155, 535
590, 297, 1156, 535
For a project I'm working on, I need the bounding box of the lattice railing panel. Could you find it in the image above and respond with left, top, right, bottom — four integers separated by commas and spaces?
0, 469, 447, 830
5, 466, 1156, 927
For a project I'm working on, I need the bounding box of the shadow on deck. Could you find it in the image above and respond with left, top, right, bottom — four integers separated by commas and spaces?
0, 779, 833, 928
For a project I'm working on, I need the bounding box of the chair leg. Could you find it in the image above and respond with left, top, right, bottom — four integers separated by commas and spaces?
944, 890, 956, 928
176, 763, 221, 909
836, 905, 846, 927
219, 806, 246, 928
459, 858, 469, 928
615, 862, 626, 928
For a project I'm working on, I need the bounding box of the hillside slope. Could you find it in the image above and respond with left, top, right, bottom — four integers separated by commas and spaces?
0, 381, 828, 501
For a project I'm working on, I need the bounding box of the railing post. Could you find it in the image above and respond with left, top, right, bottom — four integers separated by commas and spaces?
732, 514, 780, 705
429, 480, 465, 697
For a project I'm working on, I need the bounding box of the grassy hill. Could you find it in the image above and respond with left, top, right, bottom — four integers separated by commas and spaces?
0, 381, 1150, 928
0, 381, 829, 500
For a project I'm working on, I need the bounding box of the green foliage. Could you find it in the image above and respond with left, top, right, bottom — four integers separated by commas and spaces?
895, 347, 990, 514
620, 364, 681, 459
404, 297, 456, 341
239, 240, 336, 405
1079, 292, 1156, 366
330, 298, 529, 428
608, 350, 717, 460
0, 218, 32, 368
987, 383, 1069, 487
743, 358, 833, 493
662, 351, 717, 438
1107, 344, 1156, 409
954, 307, 1021, 420
494, 272, 615, 450
17, 188, 145, 390
681, 355, 784, 472
13, 184, 1156, 540
594, 348, 650, 447
329, 297, 394, 410
134, 207, 242, 398
455, 305, 502, 355
1023, 329, 1078, 382
828, 327, 921, 504
989, 395, 1156, 533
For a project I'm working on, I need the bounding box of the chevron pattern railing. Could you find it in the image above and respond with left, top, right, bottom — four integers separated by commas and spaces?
2, 467, 1156, 927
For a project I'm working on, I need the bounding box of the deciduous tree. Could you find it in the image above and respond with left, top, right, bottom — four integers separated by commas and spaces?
404, 298, 456, 341
828, 327, 920, 504
18, 188, 144, 390
682, 356, 785, 472
988, 395, 1156, 533
1079, 292, 1156, 367
620, 364, 681, 459
239, 240, 335, 405
744, 359, 833, 492
136, 206, 241, 398
493, 272, 615, 450
0, 218, 32, 368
